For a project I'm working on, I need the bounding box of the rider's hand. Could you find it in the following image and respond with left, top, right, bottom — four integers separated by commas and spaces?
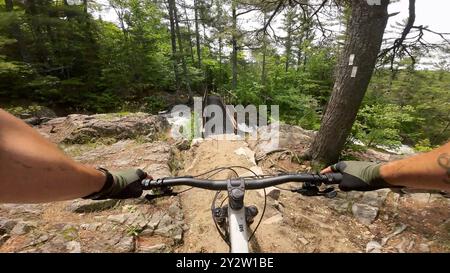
321, 161, 398, 192
84, 168, 150, 200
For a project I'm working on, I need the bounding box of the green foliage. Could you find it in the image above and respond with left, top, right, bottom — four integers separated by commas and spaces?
0, 0, 447, 152
143, 96, 168, 113
414, 139, 435, 152
366, 69, 450, 146
353, 104, 417, 149
5, 104, 44, 117
272, 88, 321, 130
181, 110, 201, 142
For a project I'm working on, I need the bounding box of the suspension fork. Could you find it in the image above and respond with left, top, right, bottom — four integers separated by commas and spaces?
211, 179, 259, 253
224, 178, 246, 253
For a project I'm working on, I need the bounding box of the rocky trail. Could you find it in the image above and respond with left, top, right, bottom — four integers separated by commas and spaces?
0, 113, 449, 253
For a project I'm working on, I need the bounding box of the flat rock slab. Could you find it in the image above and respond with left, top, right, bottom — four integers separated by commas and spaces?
38, 113, 168, 144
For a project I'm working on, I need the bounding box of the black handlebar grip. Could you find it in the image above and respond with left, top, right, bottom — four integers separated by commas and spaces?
141, 178, 153, 189
324, 173, 343, 184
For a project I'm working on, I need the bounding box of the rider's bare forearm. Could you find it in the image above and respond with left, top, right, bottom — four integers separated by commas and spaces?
0, 109, 105, 203
380, 142, 450, 191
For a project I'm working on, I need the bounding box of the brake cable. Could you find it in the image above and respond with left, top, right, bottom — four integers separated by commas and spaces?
208, 167, 240, 247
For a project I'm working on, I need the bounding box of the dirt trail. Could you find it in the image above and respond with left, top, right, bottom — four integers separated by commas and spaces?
176, 136, 359, 253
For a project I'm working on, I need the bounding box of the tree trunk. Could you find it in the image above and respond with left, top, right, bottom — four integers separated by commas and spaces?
231, 1, 238, 92
173, 0, 192, 98
308, 0, 389, 165
194, 0, 202, 68
5, 0, 29, 62
83, 0, 88, 13
5, 0, 12, 10
261, 13, 267, 85
182, 0, 195, 64
218, 35, 223, 89
284, 8, 294, 72
296, 36, 303, 71
167, 0, 180, 89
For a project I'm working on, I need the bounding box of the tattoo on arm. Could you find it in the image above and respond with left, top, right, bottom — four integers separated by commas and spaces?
437, 153, 450, 184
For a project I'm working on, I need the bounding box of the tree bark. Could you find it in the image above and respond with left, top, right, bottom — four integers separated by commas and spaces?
182, 0, 195, 64
261, 13, 267, 85
5, 0, 29, 62
5, 0, 12, 10
308, 0, 389, 165
167, 0, 180, 89
231, 0, 238, 92
194, 0, 202, 68
284, 8, 294, 72
83, 0, 88, 13
173, 0, 192, 98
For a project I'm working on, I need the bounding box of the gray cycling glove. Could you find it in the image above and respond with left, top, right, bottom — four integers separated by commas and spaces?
331, 161, 400, 191
84, 168, 148, 200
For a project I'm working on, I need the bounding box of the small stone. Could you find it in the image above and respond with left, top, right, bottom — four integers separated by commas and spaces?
272, 200, 285, 213
68, 199, 119, 213
175, 139, 191, 151
158, 214, 174, 229
0, 218, 17, 234
138, 243, 167, 253
361, 191, 382, 207
366, 241, 382, 253
107, 214, 130, 224
98, 223, 115, 232
0, 234, 10, 246
418, 243, 430, 253
133, 216, 149, 230
332, 200, 350, 213
62, 225, 79, 241
347, 191, 364, 200
409, 193, 431, 203
66, 241, 81, 253
7, 204, 43, 216
298, 237, 309, 245
114, 236, 135, 253
168, 202, 183, 220
80, 223, 102, 231
257, 187, 281, 200
11, 221, 37, 235
26, 234, 50, 248
80, 224, 89, 230
395, 239, 407, 253
263, 214, 283, 225
406, 240, 415, 251
154, 224, 183, 243
139, 229, 154, 236
173, 233, 183, 243
381, 224, 407, 246
352, 203, 379, 225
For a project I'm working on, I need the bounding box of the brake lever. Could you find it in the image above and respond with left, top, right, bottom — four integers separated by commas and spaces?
293, 182, 337, 198
144, 186, 176, 201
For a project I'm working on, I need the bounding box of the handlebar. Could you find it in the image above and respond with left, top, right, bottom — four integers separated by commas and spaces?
141, 173, 343, 191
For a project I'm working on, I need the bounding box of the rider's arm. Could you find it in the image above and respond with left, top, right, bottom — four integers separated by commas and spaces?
321, 141, 450, 192
380, 142, 450, 191
0, 109, 146, 203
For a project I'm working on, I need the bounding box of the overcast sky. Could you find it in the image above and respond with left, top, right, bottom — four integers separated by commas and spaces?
92, 0, 449, 65
95, 0, 450, 37
388, 0, 449, 42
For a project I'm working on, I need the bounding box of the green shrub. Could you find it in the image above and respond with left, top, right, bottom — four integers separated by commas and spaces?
353, 104, 416, 149
143, 96, 168, 114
